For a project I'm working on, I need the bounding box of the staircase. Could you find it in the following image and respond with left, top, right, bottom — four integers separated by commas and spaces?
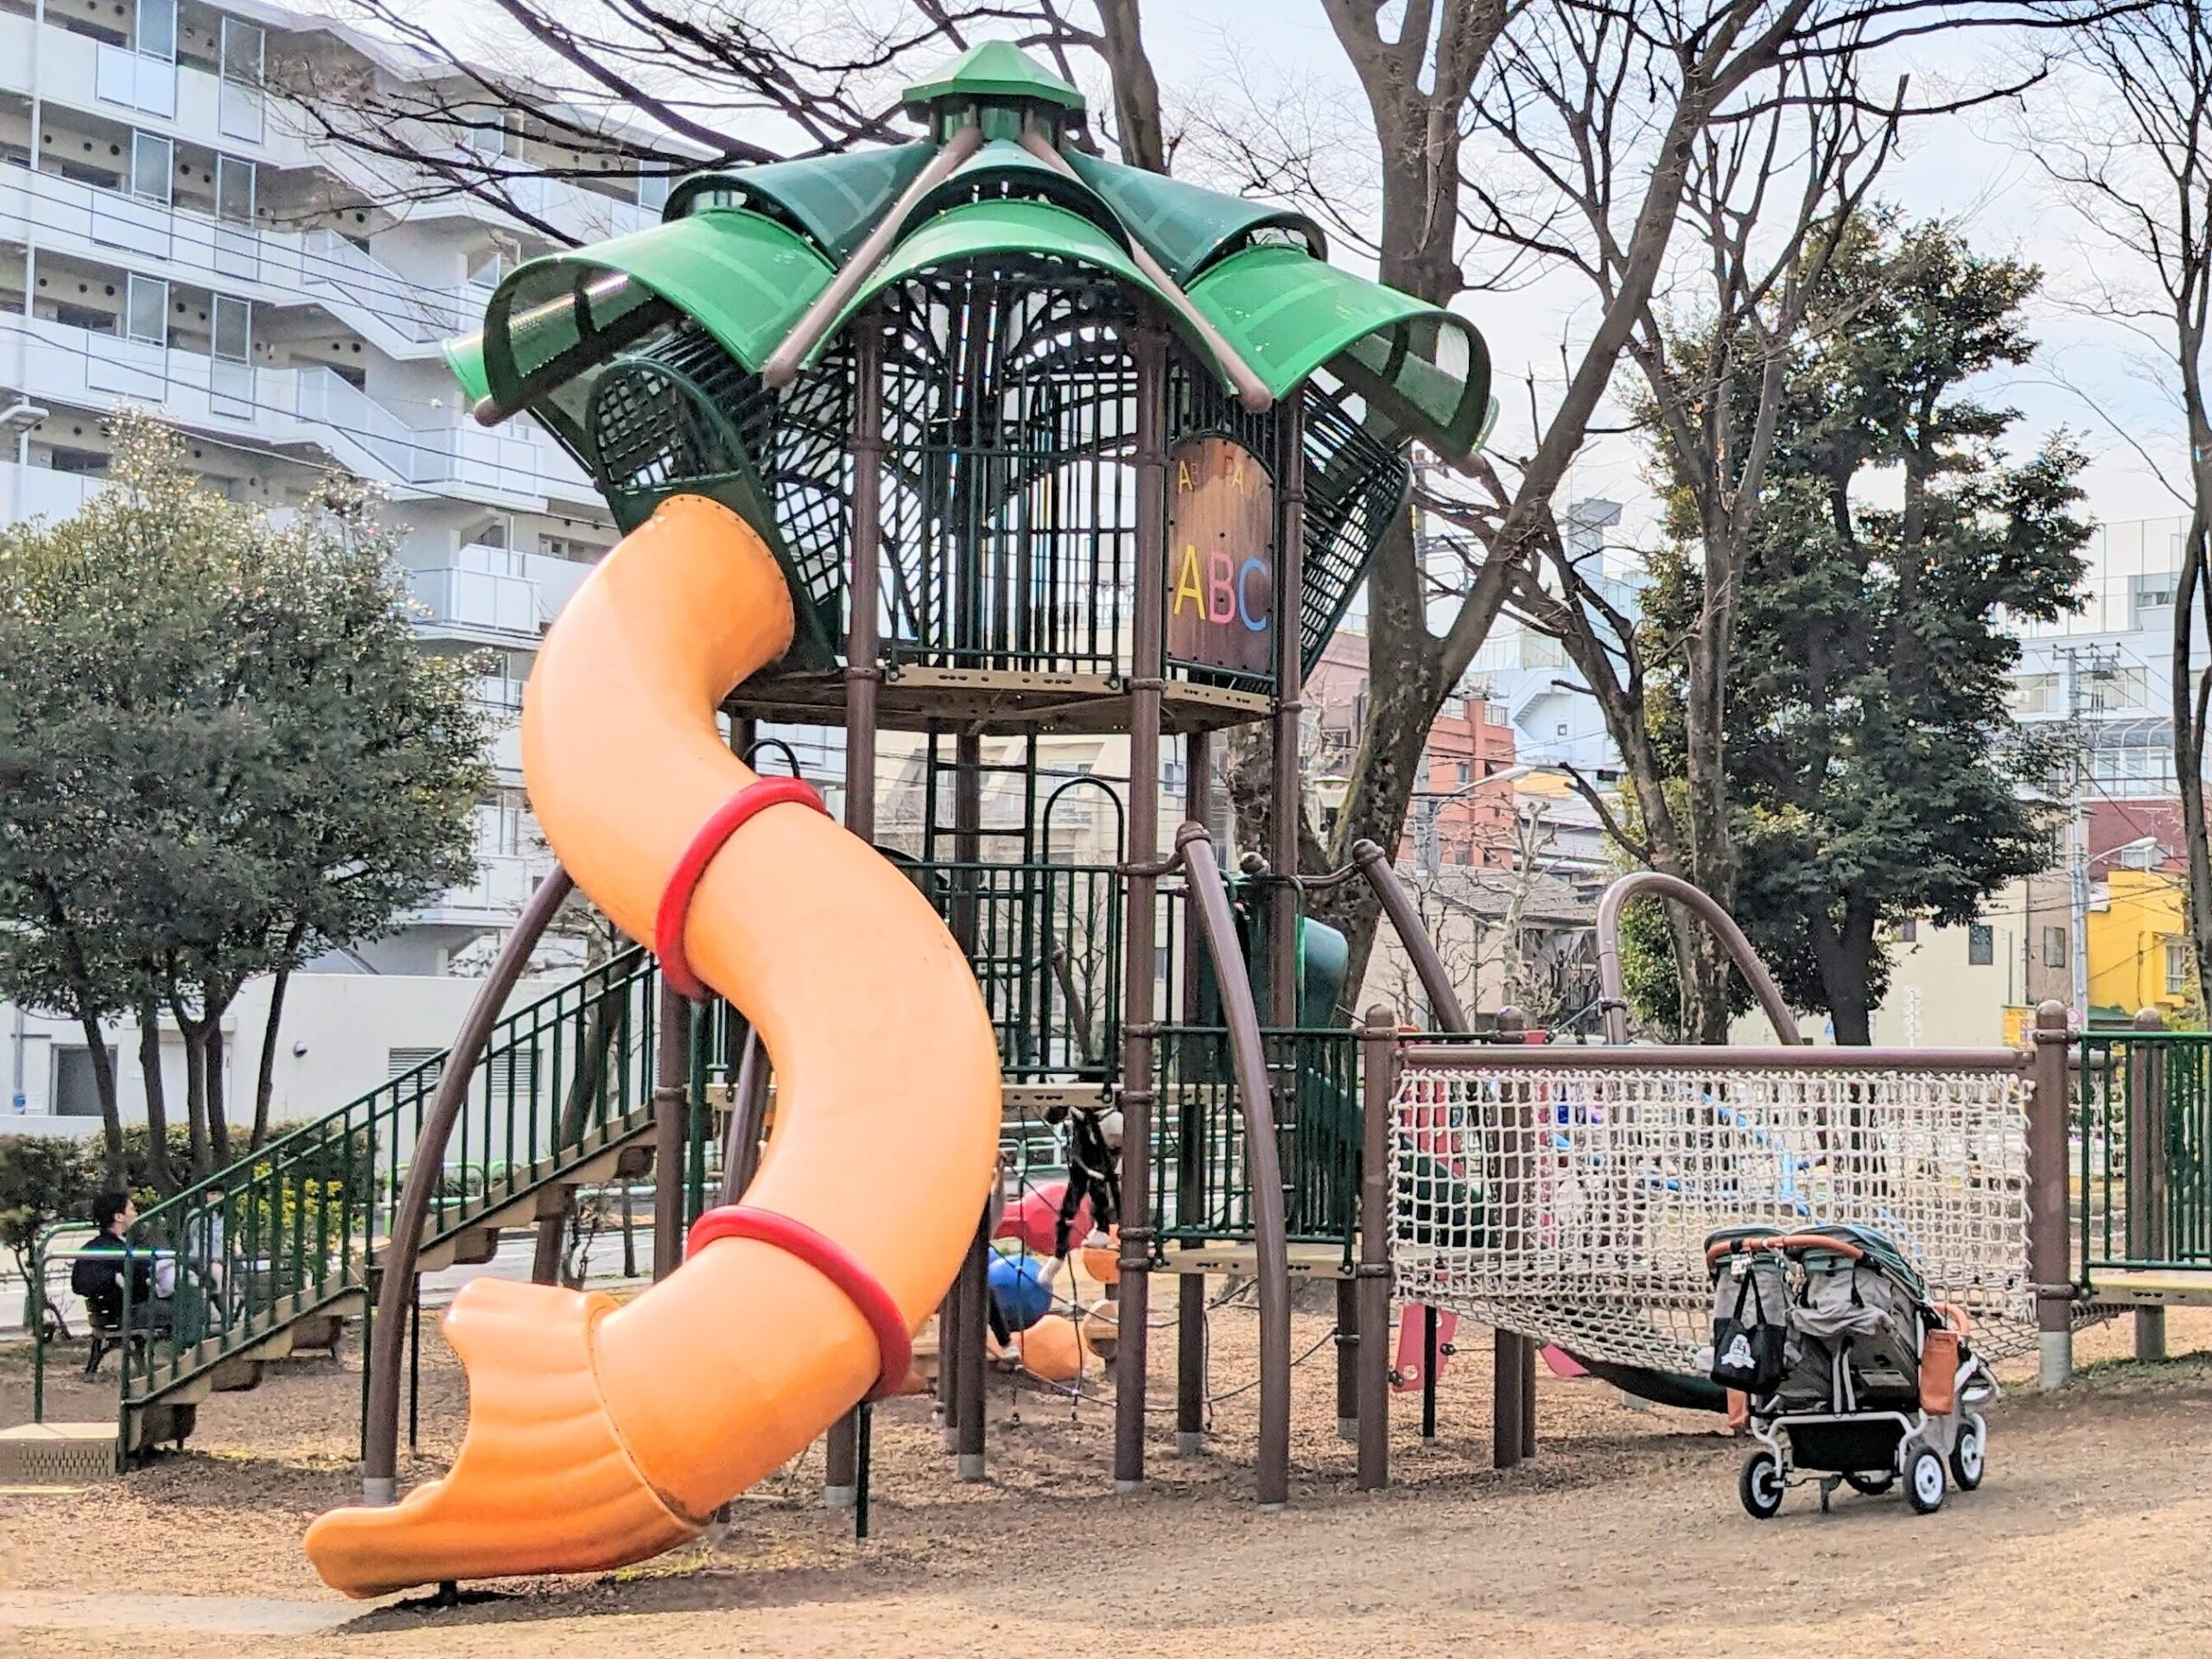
115, 947, 664, 1457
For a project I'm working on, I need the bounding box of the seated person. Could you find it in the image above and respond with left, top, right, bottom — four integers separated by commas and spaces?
71, 1192, 175, 1334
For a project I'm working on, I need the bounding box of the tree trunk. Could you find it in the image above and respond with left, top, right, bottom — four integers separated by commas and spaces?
205, 1015, 230, 1166
137, 996, 175, 1195
75, 1007, 124, 1189
253, 965, 293, 1149
1807, 906, 1878, 1046
1092, 0, 1166, 173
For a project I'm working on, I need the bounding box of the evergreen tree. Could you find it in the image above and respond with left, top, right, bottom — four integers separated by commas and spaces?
1639, 215, 2088, 1041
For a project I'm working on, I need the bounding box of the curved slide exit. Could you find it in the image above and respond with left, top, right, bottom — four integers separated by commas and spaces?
304, 495, 1002, 1597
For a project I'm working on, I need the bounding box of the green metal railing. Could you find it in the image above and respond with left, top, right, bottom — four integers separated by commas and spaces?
114, 947, 663, 1424
898, 859, 1126, 1081
1151, 1025, 1364, 1261
2076, 1029, 2212, 1281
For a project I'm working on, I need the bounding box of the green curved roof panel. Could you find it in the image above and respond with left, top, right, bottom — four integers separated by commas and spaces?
1064, 149, 1324, 283
441, 332, 490, 408
1187, 245, 1492, 458
901, 40, 1084, 113
479, 208, 833, 414
814, 197, 1217, 370
904, 138, 1128, 247
663, 143, 934, 262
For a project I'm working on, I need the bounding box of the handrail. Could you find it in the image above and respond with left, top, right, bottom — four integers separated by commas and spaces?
361, 866, 575, 1503
1350, 838, 1467, 1032
1592, 870, 1800, 1046
1172, 822, 1293, 1510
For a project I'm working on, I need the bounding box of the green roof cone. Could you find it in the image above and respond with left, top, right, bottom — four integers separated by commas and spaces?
899, 41, 1086, 115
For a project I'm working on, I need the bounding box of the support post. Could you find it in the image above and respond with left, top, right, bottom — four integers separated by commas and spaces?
2128, 1006, 2168, 1363
956, 1208, 988, 1482
1176, 729, 1211, 1458
1493, 1004, 1532, 1466
824, 320, 885, 1512
2029, 1000, 2075, 1388
1114, 324, 1168, 1492
1356, 1007, 1396, 1491
1421, 1306, 1440, 1445
651, 983, 690, 1283
1267, 395, 1306, 1028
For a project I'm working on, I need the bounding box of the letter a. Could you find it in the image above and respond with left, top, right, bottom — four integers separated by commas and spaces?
1173, 544, 1205, 616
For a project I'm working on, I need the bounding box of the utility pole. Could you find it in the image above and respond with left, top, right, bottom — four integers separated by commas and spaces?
2056, 644, 2119, 1021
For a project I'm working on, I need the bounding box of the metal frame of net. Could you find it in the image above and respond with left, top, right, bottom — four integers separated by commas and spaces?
1390, 1057, 2039, 1370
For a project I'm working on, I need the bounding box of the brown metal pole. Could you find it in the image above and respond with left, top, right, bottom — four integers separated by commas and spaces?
952, 729, 988, 1482
362, 867, 573, 1503
1176, 729, 1211, 1457
1592, 871, 1799, 1045
2128, 1006, 2167, 1363
1179, 824, 1293, 1509
823, 319, 886, 1511
1356, 1006, 1396, 1491
1353, 838, 1465, 1030
1267, 396, 1306, 1033
718, 1028, 769, 1203
1114, 324, 1168, 1492
1492, 1004, 1529, 1467
2028, 1000, 2074, 1388
651, 983, 690, 1282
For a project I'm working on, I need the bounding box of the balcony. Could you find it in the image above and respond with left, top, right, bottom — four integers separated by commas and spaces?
402, 543, 594, 644
0, 315, 595, 507
411, 854, 550, 926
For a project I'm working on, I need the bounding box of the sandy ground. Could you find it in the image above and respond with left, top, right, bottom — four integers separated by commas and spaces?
2, 1296, 2209, 1657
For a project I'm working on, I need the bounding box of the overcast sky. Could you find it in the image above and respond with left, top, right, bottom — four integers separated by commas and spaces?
1116, 2, 2192, 555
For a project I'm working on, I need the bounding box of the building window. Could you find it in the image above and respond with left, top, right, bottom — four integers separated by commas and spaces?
2012, 672, 2057, 715
1900, 918, 1917, 943
636, 172, 671, 213
1454, 760, 1471, 785
52, 1046, 118, 1117
1967, 924, 1994, 967
214, 153, 255, 225
2043, 926, 2068, 969
135, 0, 176, 61
124, 273, 168, 346
129, 130, 173, 203
2168, 941, 2189, 997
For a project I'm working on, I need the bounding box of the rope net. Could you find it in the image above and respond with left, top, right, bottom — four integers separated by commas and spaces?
1390, 1059, 2039, 1371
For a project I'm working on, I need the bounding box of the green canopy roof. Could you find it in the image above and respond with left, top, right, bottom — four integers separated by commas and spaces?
900, 40, 1085, 114
662, 143, 934, 262
445, 42, 1491, 462
477, 208, 831, 417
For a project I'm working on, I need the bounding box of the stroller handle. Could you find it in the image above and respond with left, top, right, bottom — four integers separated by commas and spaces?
1704, 1232, 1866, 1268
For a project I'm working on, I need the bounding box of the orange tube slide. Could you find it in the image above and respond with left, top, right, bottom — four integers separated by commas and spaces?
303, 494, 1001, 1596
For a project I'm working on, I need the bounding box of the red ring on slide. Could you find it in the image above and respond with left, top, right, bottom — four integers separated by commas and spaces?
686, 1205, 913, 1402
653, 776, 827, 1002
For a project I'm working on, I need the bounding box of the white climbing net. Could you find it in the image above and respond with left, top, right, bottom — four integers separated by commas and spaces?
1390, 1058, 2040, 1372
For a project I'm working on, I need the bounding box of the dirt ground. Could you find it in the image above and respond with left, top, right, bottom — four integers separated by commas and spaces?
3, 1295, 2209, 1658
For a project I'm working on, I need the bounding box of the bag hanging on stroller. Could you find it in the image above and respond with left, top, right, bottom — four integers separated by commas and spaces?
1708, 1254, 1789, 1395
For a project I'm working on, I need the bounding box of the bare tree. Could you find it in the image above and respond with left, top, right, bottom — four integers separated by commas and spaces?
2041, 3, 2212, 1014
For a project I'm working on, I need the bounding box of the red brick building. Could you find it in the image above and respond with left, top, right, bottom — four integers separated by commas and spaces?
1306, 631, 1519, 868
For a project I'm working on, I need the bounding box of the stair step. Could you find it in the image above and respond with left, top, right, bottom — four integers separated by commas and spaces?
0, 1422, 118, 1484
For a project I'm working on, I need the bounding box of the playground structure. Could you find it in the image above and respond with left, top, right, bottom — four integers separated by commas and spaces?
9, 36, 2210, 1590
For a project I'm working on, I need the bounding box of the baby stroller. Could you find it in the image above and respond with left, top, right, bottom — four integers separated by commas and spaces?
1704, 1224, 1995, 1518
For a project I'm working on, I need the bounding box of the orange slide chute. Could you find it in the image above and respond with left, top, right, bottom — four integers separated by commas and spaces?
303, 494, 1002, 1596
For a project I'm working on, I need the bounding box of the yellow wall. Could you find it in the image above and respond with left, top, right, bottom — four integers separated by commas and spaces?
2087, 869, 2194, 1021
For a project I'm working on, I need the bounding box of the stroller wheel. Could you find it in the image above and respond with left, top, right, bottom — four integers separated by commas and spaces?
1906, 1446, 1947, 1515
1738, 1449, 1785, 1519
1948, 1414, 1986, 1491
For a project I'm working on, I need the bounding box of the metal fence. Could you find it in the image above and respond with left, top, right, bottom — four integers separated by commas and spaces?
2077, 1030, 2212, 1279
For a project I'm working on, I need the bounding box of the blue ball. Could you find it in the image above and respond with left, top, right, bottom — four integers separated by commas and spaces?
988, 1253, 1053, 1332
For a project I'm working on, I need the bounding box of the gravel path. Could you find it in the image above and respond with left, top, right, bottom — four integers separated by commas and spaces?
3, 1298, 2207, 1656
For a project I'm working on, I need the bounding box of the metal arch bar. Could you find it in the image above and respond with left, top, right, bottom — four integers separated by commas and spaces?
1174, 822, 1294, 1509
760, 125, 985, 389
741, 736, 808, 778
1014, 130, 1274, 413
361, 866, 575, 1503
1350, 838, 1466, 1032
1593, 870, 1800, 1046
1040, 772, 1127, 865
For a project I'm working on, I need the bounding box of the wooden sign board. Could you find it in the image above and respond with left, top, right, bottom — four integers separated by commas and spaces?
1166, 435, 1274, 675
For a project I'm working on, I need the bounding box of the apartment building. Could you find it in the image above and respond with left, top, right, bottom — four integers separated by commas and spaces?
0, 0, 733, 1128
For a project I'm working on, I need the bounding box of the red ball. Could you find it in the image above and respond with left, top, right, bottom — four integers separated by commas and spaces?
994, 1180, 1094, 1256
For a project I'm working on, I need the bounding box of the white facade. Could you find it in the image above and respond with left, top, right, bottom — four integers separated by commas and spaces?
0, 0, 690, 1134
